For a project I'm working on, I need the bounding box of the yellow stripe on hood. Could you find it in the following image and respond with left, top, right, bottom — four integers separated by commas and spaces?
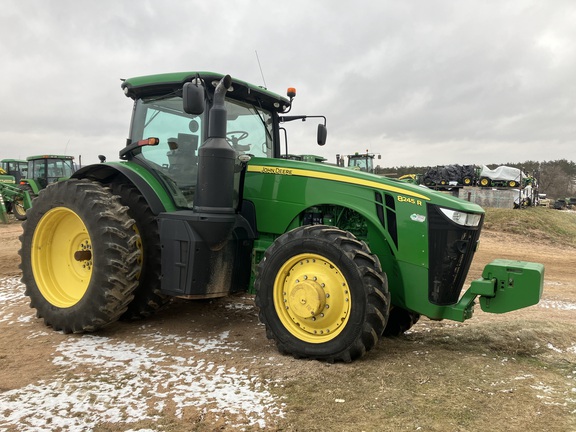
247, 165, 430, 201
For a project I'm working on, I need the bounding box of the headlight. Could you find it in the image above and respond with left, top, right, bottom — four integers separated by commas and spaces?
439, 208, 482, 227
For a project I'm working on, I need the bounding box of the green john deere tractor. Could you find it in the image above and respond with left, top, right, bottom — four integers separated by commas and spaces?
1, 159, 28, 183
20, 72, 545, 362
337, 151, 381, 174
0, 162, 32, 222
19, 154, 76, 198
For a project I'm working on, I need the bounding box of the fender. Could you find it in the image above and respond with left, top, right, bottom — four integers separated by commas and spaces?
72, 162, 176, 214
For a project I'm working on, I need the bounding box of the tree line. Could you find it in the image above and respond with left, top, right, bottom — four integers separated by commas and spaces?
375, 159, 576, 200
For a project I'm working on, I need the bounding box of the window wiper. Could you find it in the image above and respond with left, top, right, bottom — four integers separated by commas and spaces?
144, 110, 161, 129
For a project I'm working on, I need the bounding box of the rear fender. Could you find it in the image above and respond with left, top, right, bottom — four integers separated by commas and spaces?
72, 162, 177, 214
20, 179, 40, 194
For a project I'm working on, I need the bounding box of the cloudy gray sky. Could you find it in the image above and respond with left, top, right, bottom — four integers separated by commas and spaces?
1, 0, 575, 168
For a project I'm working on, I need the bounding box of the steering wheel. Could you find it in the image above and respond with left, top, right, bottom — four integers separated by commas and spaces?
226, 130, 251, 151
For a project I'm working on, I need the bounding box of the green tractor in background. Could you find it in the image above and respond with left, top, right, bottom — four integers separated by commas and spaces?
0, 160, 31, 221
19, 154, 76, 199
2, 155, 76, 220
20, 72, 544, 362
1, 159, 28, 183
337, 151, 381, 174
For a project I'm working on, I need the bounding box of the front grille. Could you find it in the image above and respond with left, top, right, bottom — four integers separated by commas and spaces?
427, 204, 484, 305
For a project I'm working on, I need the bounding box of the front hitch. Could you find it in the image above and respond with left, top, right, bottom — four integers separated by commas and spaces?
443, 259, 544, 321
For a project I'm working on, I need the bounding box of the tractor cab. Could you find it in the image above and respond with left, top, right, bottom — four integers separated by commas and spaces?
118, 72, 326, 209
337, 152, 381, 173
21, 155, 76, 194
1, 159, 28, 183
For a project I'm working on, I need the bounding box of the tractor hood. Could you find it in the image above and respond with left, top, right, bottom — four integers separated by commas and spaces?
246, 157, 485, 214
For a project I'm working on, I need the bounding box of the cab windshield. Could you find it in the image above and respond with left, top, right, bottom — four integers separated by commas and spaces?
130, 95, 274, 208
29, 158, 75, 188
349, 157, 373, 172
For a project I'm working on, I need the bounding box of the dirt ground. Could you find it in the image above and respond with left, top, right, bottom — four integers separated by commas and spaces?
1, 219, 575, 431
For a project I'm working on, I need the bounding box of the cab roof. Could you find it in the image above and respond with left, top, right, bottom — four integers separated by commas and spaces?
121, 71, 291, 112
26, 155, 74, 161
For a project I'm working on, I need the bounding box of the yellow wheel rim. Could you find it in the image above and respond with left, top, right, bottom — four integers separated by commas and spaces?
31, 207, 92, 308
13, 199, 26, 217
273, 253, 351, 343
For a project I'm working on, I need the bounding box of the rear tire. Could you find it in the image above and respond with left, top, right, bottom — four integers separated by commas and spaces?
255, 225, 390, 362
19, 179, 141, 333
110, 180, 168, 320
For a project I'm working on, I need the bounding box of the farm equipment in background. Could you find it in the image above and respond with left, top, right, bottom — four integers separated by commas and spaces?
422, 164, 477, 188
19, 155, 76, 200
20, 71, 544, 363
337, 151, 381, 174
537, 194, 551, 207
553, 199, 567, 210
1, 159, 28, 183
421, 164, 537, 198
0, 176, 32, 222
398, 173, 422, 185
282, 154, 327, 163
477, 165, 527, 188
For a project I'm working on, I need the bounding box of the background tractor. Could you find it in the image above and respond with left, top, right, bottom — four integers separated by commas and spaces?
20, 72, 544, 362
337, 151, 381, 173
19, 154, 76, 199
0, 164, 32, 222
0, 180, 32, 222
1, 159, 28, 183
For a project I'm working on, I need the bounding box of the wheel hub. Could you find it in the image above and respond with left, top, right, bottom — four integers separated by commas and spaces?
274, 253, 351, 343
288, 280, 326, 318
31, 207, 93, 308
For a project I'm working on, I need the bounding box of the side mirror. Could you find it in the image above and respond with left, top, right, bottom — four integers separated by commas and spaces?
183, 82, 205, 115
317, 124, 327, 146
98, 155, 106, 163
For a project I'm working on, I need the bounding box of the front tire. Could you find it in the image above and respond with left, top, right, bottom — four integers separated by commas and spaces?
19, 179, 142, 333
255, 225, 390, 362
383, 306, 420, 337
13, 184, 35, 221
12, 198, 27, 220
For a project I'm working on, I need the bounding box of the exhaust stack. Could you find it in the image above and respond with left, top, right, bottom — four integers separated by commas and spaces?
191, 75, 237, 250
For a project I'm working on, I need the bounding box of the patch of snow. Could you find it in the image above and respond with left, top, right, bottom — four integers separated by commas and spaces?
547, 343, 564, 353
0, 277, 285, 431
225, 302, 254, 311
538, 300, 576, 311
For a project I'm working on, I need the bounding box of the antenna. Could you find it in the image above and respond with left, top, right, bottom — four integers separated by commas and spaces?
255, 50, 267, 88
